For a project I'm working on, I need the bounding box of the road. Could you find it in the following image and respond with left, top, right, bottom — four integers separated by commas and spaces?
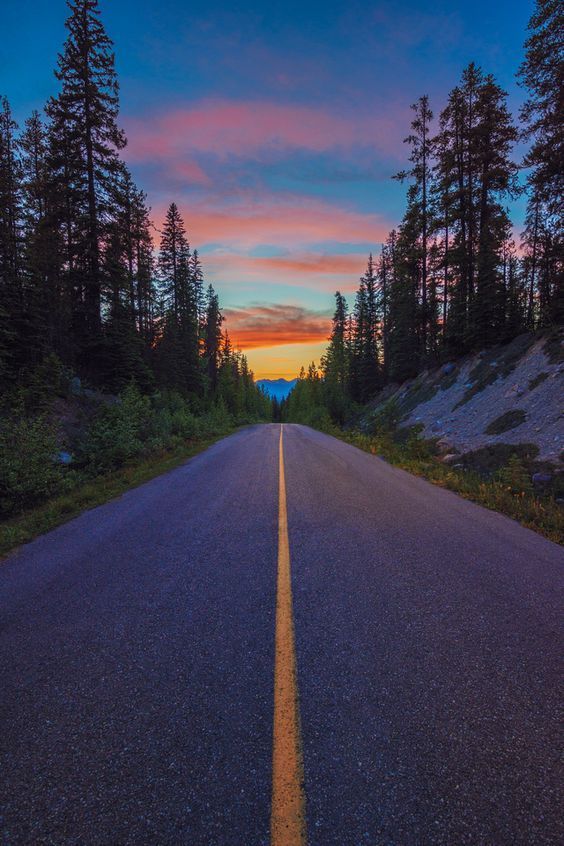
1, 423, 562, 845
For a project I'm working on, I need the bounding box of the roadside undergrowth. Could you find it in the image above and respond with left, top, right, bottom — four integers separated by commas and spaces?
0, 434, 229, 559
331, 425, 564, 545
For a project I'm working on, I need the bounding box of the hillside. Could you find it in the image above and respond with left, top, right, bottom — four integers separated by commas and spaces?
362, 331, 563, 465
256, 379, 297, 401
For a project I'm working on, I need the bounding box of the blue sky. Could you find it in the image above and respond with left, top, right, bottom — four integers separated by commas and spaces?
2, 0, 534, 376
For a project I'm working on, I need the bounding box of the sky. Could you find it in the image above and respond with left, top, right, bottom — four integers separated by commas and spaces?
2, 0, 534, 378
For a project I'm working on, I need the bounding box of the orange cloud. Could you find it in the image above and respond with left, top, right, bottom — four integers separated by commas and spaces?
223, 304, 331, 349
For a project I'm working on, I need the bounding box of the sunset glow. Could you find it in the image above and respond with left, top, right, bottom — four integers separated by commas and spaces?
5, 0, 532, 378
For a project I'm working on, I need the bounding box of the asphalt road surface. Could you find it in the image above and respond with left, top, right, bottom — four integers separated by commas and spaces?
1, 424, 562, 845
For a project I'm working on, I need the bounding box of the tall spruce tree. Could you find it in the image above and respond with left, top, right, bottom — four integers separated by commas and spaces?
46, 0, 126, 371
395, 95, 435, 359
518, 0, 563, 327
0, 97, 22, 380
350, 254, 380, 401
321, 292, 350, 422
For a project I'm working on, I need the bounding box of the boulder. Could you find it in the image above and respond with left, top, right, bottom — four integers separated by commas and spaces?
442, 453, 460, 464
532, 472, 553, 485
55, 451, 72, 465
441, 363, 456, 376
435, 438, 452, 454
69, 376, 82, 396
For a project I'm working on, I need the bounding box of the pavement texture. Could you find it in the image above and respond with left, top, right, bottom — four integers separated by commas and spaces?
1, 423, 562, 845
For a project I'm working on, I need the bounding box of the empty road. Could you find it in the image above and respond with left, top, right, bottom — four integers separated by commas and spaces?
1, 424, 562, 845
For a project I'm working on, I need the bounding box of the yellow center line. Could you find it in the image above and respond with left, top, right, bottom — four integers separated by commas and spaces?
271, 424, 307, 846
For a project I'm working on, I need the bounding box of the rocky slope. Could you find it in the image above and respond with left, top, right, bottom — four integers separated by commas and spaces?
365, 331, 563, 464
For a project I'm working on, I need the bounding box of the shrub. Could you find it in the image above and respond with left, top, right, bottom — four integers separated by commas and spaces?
485, 409, 527, 435
497, 455, 533, 496
79, 383, 151, 473
0, 416, 63, 515
528, 372, 549, 391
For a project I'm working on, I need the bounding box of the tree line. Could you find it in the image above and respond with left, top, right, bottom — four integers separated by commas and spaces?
0, 0, 269, 421
286, 0, 562, 425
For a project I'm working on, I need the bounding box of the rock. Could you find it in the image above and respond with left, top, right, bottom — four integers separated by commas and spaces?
532, 472, 553, 485
69, 376, 82, 396
436, 438, 452, 454
55, 451, 72, 465
441, 363, 456, 376
442, 453, 460, 464
556, 498, 564, 506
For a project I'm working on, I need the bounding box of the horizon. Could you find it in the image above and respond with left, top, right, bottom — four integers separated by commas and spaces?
4, 0, 534, 378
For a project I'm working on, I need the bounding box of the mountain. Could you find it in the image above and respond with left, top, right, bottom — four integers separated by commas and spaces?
256, 378, 298, 401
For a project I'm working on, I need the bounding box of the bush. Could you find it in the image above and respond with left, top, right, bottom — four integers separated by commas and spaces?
485, 409, 527, 435
79, 383, 151, 473
497, 455, 533, 496
0, 416, 63, 515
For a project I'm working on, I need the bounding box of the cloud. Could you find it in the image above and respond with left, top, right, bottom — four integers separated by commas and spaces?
223, 303, 331, 349
204, 251, 367, 294
152, 195, 390, 251
124, 98, 405, 165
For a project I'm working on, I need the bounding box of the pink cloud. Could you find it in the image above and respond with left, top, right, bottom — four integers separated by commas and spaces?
151, 195, 390, 251
205, 252, 368, 293
124, 98, 405, 162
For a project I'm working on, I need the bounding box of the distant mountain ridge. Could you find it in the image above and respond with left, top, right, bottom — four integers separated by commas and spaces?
256, 378, 297, 401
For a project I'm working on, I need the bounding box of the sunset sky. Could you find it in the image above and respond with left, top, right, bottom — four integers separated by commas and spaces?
5, 0, 532, 378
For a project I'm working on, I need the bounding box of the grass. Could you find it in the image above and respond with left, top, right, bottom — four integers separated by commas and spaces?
485, 409, 527, 435
330, 427, 564, 545
0, 433, 229, 559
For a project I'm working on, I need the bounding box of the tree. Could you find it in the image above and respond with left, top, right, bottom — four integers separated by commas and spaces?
321, 292, 350, 422
472, 75, 519, 347
350, 254, 381, 402
518, 0, 563, 327
395, 95, 435, 358
46, 0, 126, 369
0, 97, 22, 380
203, 284, 223, 393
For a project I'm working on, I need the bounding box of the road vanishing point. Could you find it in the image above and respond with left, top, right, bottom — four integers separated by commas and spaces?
1, 424, 562, 845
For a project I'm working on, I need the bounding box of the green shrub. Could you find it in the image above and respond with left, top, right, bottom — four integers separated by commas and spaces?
460, 443, 539, 477
485, 409, 526, 435
528, 372, 549, 391
497, 455, 533, 496
0, 416, 63, 515
79, 383, 151, 473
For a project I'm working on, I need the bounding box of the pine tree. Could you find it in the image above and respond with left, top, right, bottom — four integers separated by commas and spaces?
395, 95, 435, 359
158, 202, 190, 319
472, 75, 519, 347
46, 0, 126, 370
518, 0, 563, 327
0, 97, 22, 380
321, 292, 350, 422
350, 254, 380, 401
203, 284, 223, 393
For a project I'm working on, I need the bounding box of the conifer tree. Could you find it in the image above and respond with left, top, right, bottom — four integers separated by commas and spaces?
321, 292, 350, 422
0, 97, 22, 380
46, 0, 126, 368
395, 95, 435, 358
203, 284, 223, 393
518, 0, 563, 327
